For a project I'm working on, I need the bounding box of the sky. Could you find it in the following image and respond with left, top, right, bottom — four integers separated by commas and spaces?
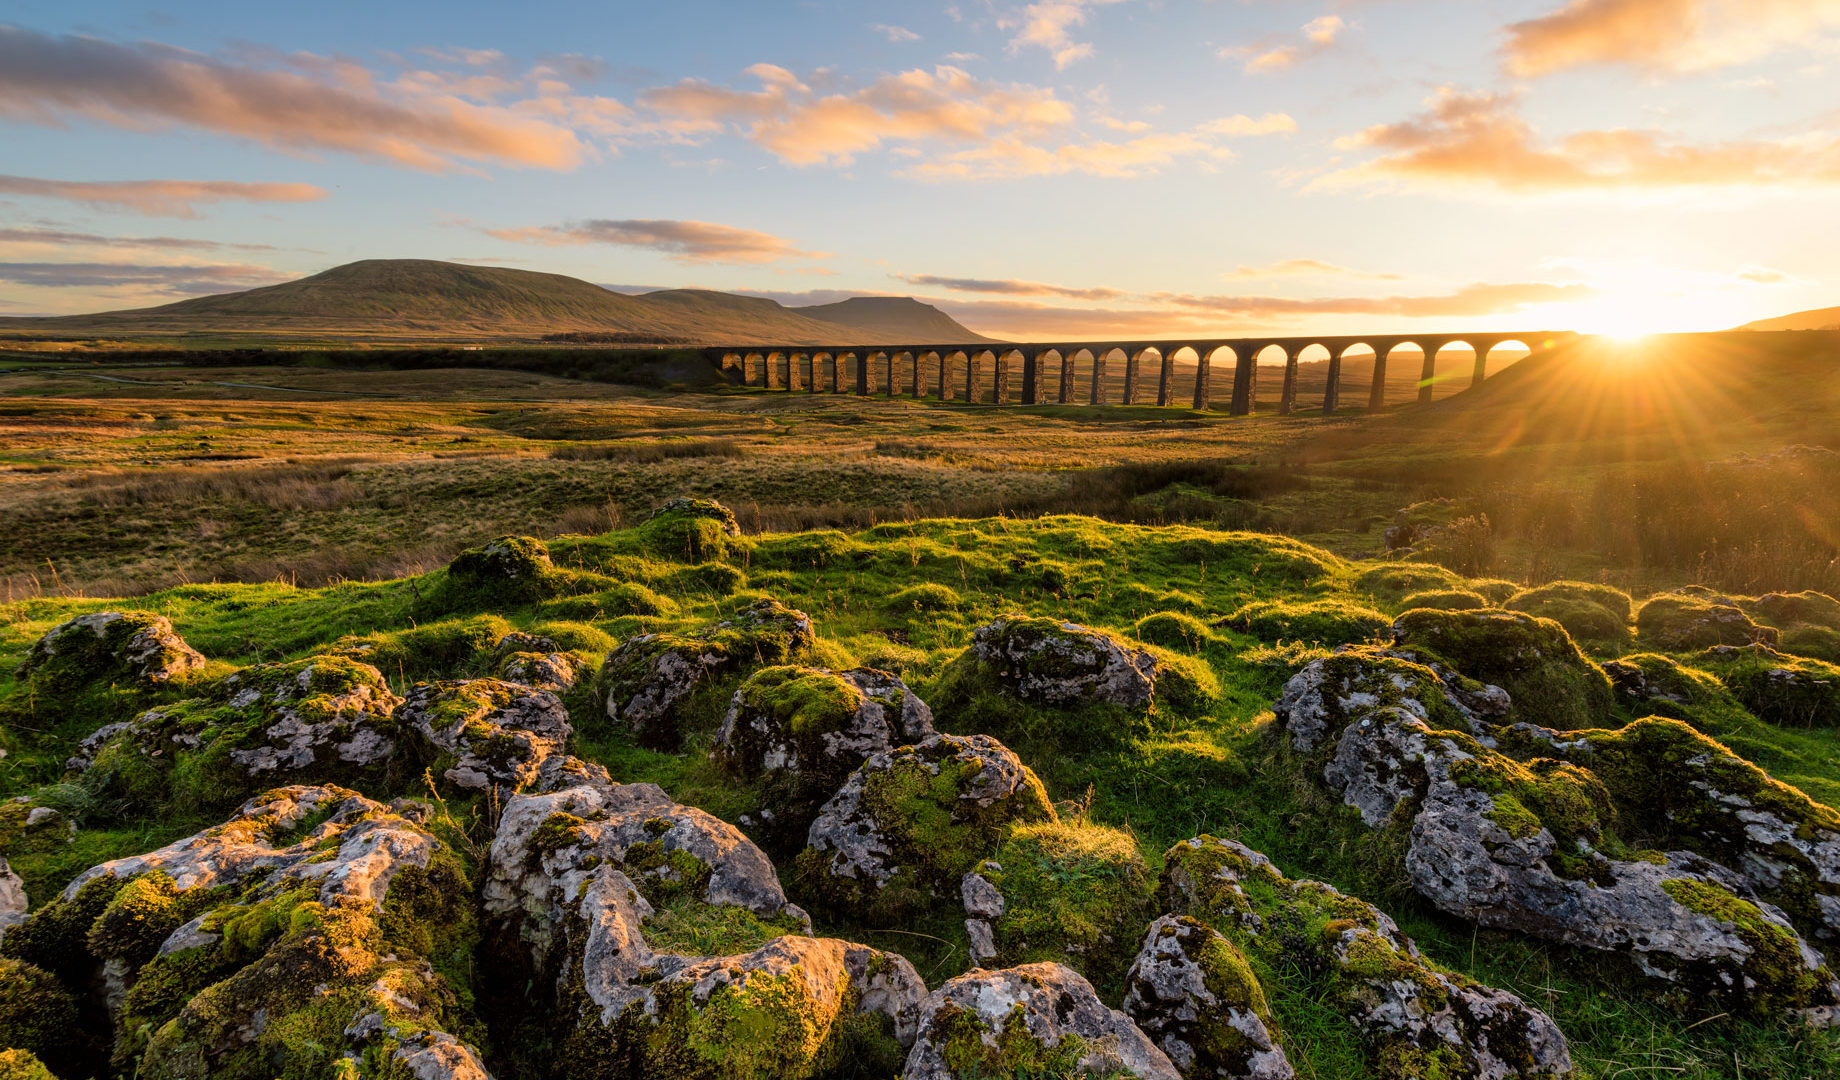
2, 0, 1838, 338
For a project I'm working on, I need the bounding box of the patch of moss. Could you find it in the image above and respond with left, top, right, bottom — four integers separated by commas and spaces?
16, 611, 202, 693
1636, 594, 1777, 651
1392, 608, 1615, 731
634, 498, 742, 562
0, 958, 78, 1075
0, 1049, 57, 1080
1693, 645, 1840, 728
1353, 563, 1467, 601
931, 1002, 1088, 1078
640, 895, 806, 958
1223, 599, 1391, 646
1399, 588, 1490, 611
1661, 877, 1824, 1020
1133, 611, 1214, 652
980, 820, 1154, 995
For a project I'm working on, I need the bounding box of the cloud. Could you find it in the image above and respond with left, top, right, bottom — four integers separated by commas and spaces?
1242, 15, 1347, 74
483, 218, 822, 263
0, 175, 326, 218
0, 260, 288, 295
0, 25, 589, 171
1503, 0, 1840, 77
1224, 259, 1403, 281
1152, 281, 1596, 319
1003, 0, 1128, 69
1197, 114, 1299, 137
895, 273, 1126, 300
904, 113, 1293, 180
0, 226, 277, 252
1322, 87, 1840, 193
640, 64, 1074, 166
874, 24, 921, 43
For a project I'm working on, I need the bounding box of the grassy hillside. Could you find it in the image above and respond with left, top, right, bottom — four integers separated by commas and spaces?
0, 259, 990, 346
794, 295, 999, 343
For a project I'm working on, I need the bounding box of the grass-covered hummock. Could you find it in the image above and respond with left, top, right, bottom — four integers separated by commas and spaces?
1390, 608, 1615, 730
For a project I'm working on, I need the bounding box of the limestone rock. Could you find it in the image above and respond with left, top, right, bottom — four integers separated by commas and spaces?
391, 1031, 496, 1080
597, 598, 816, 749
491, 632, 585, 692
1274, 647, 1497, 753
958, 615, 1158, 708
798, 733, 1055, 920
713, 665, 936, 846
400, 678, 571, 794
1163, 836, 1574, 1079
70, 655, 401, 795
903, 962, 1180, 1080
1123, 914, 1292, 1080
649, 496, 742, 536
0, 858, 25, 942
18, 611, 204, 690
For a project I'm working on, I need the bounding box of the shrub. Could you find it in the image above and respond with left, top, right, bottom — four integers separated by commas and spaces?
1222, 599, 1390, 646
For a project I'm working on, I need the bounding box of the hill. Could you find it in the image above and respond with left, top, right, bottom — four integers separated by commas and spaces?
794, 295, 999, 343
0, 259, 993, 345
1740, 305, 1840, 332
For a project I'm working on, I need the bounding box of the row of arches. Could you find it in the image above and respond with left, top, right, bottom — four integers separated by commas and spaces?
717, 334, 1571, 414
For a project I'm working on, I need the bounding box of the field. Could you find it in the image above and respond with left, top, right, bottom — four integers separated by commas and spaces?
4, 334, 1840, 1079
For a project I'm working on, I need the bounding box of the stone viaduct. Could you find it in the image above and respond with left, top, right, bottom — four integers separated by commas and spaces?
710, 332, 1578, 414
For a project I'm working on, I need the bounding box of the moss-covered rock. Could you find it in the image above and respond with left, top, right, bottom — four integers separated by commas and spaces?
1505, 582, 1633, 648
963, 819, 1153, 996
0, 958, 78, 1075
1636, 593, 1778, 651
798, 734, 1056, 923
1745, 591, 1840, 633
1273, 646, 1497, 754
400, 677, 572, 794
1781, 624, 1840, 663
1693, 644, 1840, 727
596, 598, 816, 749
1121, 914, 1291, 1080
903, 962, 1180, 1080
17, 611, 204, 691
1391, 609, 1614, 731
635, 497, 742, 562
1354, 563, 1469, 601
69, 655, 403, 815
1220, 599, 1391, 645
711, 666, 935, 852
1161, 836, 1573, 1080
443, 534, 571, 603
0, 1049, 56, 1080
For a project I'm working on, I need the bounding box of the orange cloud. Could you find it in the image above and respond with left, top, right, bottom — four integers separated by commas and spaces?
1504, 0, 1840, 77
1003, 1, 1130, 69
641, 64, 1074, 166
484, 218, 822, 264
895, 274, 1126, 300
901, 114, 1293, 180
0, 26, 586, 171
1223, 259, 1404, 282
0, 175, 327, 218
0, 260, 288, 295
1324, 87, 1840, 193
1243, 15, 1347, 74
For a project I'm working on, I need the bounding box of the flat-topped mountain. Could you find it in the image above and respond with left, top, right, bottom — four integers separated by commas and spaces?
0, 259, 993, 345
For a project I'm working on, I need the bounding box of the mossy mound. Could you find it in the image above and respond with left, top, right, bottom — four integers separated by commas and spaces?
1635, 593, 1778, 651
797, 733, 1056, 922
0, 958, 79, 1076
1468, 579, 1522, 605
973, 819, 1154, 995
332, 613, 513, 681
1506, 582, 1633, 647
596, 598, 816, 749
1398, 588, 1491, 611
1600, 652, 1744, 726
1693, 644, 1840, 727
1221, 599, 1391, 645
1745, 590, 1840, 632
439, 534, 610, 609
1353, 562, 1469, 601
1391, 608, 1614, 731
17, 611, 205, 692
634, 497, 743, 562
1132, 611, 1215, 652
885, 583, 960, 613
70, 655, 404, 817
0, 1049, 56, 1080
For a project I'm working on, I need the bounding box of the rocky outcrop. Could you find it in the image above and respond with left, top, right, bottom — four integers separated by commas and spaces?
1123, 914, 1292, 1080
0, 859, 25, 942
903, 962, 1180, 1080
712, 665, 936, 847
797, 733, 1055, 921
1163, 836, 1574, 1079
69, 655, 401, 798
18, 611, 204, 690
1390, 609, 1614, 731
400, 678, 571, 794
491, 632, 585, 693
597, 598, 815, 749
1274, 647, 1502, 752
953, 615, 1159, 708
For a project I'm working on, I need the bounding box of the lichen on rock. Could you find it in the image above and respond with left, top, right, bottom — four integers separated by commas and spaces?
400, 677, 572, 795
1273, 646, 1504, 753
1122, 914, 1292, 1080
711, 665, 936, 850
797, 733, 1056, 923
596, 598, 816, 750
18, 611, 204, 691
1161, 836, 1574, 1080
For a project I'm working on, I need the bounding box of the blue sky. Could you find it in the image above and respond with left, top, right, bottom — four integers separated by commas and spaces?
2, 0, 1838, 336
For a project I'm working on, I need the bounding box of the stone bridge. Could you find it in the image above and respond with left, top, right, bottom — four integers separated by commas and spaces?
711, 332, 1578, 414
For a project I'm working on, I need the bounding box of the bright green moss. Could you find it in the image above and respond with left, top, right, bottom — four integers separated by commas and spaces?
667, 562, 746, 597
0, 1048, 57, 1080
207, 886, 325, 962
634, 498, 741, 562
1399, 589, 1490, 611
1693, 646, 1840, 728
886, 583, 960, 613
533, 812, 587, 857
1505, 583, 1632, 648
1392, 608, 1615, 731
0, 958, 78, 1074
1660, 878, 1824, 1019
981, 820, 1154, 993
1133, 611, 1215, 652
1223, 599, 1391, 646
1636, 594, 1777, 651
640, 895, 806, 958
1354, 563, 1467, 601
334, 614, 512, 681
87, 871, 225, 973
1449, 754, 1610, 853
932, 1003, 1088, 1078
